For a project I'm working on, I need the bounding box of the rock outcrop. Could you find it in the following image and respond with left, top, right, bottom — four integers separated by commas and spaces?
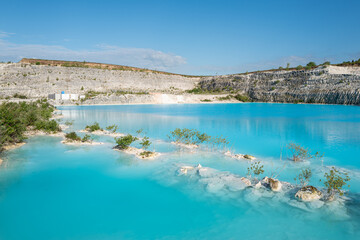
199, 66, 360, 105
295, 186, 323, 201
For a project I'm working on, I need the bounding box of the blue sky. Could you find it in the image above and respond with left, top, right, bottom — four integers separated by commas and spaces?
0, 0, 359, 75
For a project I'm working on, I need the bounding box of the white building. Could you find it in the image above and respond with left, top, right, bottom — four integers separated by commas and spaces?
48, 93, 85, 101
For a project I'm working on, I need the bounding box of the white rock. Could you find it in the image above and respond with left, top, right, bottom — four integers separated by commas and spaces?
295, 186, 322, 201
269, 178, 282, 192
254, 181, 262, 189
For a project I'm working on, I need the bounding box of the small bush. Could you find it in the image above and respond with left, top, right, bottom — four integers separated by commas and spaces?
65, 120, 74, 126
234, 94, 250, 102
140, 136, 151, 150
81, 134, 92, 142
35, 119, 60, 133
114, 134, 138, 150
294, 168, 312, 187
287, 143, 323, 162
13, 93, 27, 99
85, 122, 102, 132
306, 62, 317, 68
139, 151, 153, 157
321, 167, 350, 197
65, 132, 81, 141
247, 161, 265, 179
106, 124, 118, 133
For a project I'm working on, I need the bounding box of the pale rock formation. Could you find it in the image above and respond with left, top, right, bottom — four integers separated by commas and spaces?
295, 186, 323, 201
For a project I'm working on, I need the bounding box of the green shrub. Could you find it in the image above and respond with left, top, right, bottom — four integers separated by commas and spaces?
0, 100, 59, 151
140, 136, 151, 150
65, 120, 74, 126
168, 128, 228, 148
106, 124, 118, 133
139, 151, 153, 157
306, 62, 317, 68
81, 134, 92, 142
294, 168, 312, 187
85, 122, 102, 132
35, 119, 61, 133
13, 93, 27, 99
65, 132, 81, 141
287, 143, 324, 162
234, 94, 250, 102
247, 161, 265, 179
321, 167, 350, 197
114, 134, 138, 150
296, 65, 303, 70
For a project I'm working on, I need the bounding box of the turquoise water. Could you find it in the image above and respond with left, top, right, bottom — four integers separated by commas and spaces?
0, 103, 360, 239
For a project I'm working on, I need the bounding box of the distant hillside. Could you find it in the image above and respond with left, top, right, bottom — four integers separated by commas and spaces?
19, 58, 199, 77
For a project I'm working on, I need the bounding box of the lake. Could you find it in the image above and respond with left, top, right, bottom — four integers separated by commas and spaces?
0, 103, 359, 239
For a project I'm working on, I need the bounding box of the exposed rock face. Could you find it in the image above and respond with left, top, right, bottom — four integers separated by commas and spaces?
2, 62, 360, 105
0, 62, 200, 98
199, 66, 360, 105
295, 185, 323, 201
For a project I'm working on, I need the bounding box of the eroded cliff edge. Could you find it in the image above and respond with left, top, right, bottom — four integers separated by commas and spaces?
199, 66, 360, 105
1, 59, 360, 105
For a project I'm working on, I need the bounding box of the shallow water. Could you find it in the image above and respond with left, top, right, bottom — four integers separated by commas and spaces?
0, 103, 360, 239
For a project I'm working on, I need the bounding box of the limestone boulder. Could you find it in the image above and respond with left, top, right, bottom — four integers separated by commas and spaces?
295, 186, 323, 201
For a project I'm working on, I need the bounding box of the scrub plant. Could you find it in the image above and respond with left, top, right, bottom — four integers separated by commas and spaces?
140, 136, 151, 150
65, 120, 74, 126
168, 128, 228, 148
114, 134, 138, 150
247, 161, 265, 180
106, 124, 118, 133
81, 134, 93, 142
320, 167, 350, 198
294, 168, 312, 187
65, 132, 81, 142
287, 143, 324, 162
0, 100, 60, 152
136, 128, 145, 137
85, 122, 102, 132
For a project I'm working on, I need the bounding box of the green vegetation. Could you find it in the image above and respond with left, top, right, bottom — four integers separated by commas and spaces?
247, 161, 265, 179
81, 134, 92, 142
65, 132, 81, 141
294, 168, 312, 187
0, 100, 60, 152
85, 122, 102, 132
233, 94, 251, 102
13, 93, 27, 99
140, 136, 151, 150
217, 95, 232, 101
168, 128, 228, 148
139, 151, 153, 157
337, 58, 360, 66
106, 124, 118, 133
287, 143, 324, 162
136, 128, 144, 137
65, 132, 92, 142
200, 99, 212, 102
114, 134, 138, 150
321, 167, 350, 197
65, 120, 74, 126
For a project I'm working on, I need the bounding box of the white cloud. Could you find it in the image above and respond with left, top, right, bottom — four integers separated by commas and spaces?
0, 35, 186, 71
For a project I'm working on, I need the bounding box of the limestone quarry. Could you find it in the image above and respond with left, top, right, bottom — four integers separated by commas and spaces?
0, 59, 360, 105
